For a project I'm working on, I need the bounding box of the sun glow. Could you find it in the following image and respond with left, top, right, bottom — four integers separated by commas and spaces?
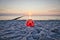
28, 11, 32, 19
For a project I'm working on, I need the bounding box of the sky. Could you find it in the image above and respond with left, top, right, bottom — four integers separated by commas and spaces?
0, 0, 60, 16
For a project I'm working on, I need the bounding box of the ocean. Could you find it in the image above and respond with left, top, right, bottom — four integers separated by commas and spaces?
0, 16, 60, 40
0, 16, 60, 20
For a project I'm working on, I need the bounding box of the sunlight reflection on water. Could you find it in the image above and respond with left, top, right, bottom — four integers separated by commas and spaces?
0, 16, 60, 20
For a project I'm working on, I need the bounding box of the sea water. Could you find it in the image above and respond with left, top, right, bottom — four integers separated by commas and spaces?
0, 16, 60, 20
0, 20, 60, 40
0, 16, 60, 40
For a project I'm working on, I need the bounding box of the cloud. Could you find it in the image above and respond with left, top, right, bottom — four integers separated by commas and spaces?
0, 13, 24, 16
48, 9, 60, 13
0, 8, 6, 11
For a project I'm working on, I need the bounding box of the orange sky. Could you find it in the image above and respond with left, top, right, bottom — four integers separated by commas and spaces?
0, 9, 60, 16
0, 0, 60, 16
